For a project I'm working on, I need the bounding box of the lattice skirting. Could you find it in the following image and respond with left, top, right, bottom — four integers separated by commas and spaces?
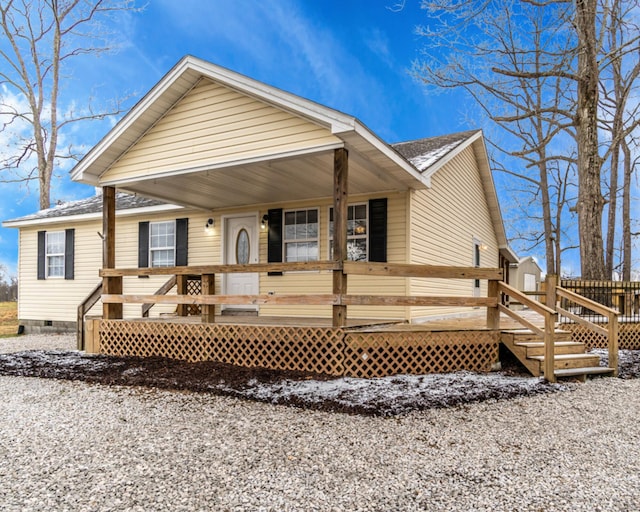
99, 320, 345, 376
563, 323, 640, 350
344, 330, 499, 378
98, 320, 500, 378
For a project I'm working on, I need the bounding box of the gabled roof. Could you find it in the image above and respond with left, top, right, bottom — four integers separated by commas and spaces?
70, 55, 425, 191
2, 192, 179, 228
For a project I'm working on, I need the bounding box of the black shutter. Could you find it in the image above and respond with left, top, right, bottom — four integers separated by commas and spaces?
37, 231, 46, 280
176, 218, 188, 266
64, 229, 75, 280
368, 198, 387, 262
138, 221, 150, 268
267, 208, 283, 276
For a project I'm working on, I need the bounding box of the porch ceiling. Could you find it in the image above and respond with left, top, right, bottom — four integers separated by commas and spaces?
109, 145, 423, 210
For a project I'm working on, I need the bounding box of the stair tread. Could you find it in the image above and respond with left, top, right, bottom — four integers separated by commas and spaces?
554, 367, 616, 377
502, 329, 572, 335
514, 341, 583, 348
529, 353, 599, 361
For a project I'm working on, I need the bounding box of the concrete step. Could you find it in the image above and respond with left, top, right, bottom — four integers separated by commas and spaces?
554, 367, 616, 379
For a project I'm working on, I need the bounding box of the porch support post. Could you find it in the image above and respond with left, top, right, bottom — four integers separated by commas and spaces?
545, 274, 557, 310
176, 275, 188, 316
102, 186, 122, 319
333, 147, 348, 328
201, 274, 215, 323
486, 279, 500, 329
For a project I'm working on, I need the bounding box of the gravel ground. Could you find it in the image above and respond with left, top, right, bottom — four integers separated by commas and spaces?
1, 334, 640, 511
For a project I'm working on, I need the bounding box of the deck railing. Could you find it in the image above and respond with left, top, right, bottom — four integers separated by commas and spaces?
98, 261, 504, 326
77, 282, 102, 350
555, 286, 619, 377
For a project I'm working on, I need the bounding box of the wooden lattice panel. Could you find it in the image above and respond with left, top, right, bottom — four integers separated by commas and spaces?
99, 320, 345, 375
564, 322, 640, 350
185, 278, 202, 316
343, 330, 499, 378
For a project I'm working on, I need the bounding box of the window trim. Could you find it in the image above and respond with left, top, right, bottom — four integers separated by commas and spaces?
283, 207, 320, 263
328, 202, 369, 262
45, 230, 66, 279
149, 220, 177, 268
472, 238, 482, 293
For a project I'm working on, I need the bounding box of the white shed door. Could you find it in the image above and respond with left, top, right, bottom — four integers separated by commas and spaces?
223, 215, 259, 311
523, 273, 537, 292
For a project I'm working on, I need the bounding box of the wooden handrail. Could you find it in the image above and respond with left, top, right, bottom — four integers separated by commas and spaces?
77, 282, 103, 350
142, 275, 177, 317
497, 281, 557, 382
343, 262, 503, 280
104, 293, 340, 306
100, 261, 341, 277
556, 286, 619, 377
102, 293, 497, 308
100, 262, 503, 280
497, 281, 557, 318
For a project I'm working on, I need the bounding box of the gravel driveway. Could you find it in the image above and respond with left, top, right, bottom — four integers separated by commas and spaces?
1, 335, 640, 511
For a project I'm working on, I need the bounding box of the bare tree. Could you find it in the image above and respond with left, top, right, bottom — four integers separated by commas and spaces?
599, 0, 640, 279
0, 0, 139, 210
413, 0, 576, 275
414, 0, 640, 280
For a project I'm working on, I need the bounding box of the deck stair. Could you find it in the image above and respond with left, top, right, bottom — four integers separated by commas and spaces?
501, 329, 615, 380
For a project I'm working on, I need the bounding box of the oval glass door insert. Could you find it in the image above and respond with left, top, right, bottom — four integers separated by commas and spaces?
236, 228, 250, 264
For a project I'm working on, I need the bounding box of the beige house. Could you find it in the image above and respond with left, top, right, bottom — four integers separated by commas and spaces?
4, 56, 521, 377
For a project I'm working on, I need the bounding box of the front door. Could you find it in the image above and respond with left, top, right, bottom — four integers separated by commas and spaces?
223, 215, 259, 312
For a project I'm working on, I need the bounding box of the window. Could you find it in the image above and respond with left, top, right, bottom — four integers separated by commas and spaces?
37, 229, 74, 280
329, 203, 368, 261
46, 231, 65, 278
284, 209, 318, 262
149, 221, 176, 267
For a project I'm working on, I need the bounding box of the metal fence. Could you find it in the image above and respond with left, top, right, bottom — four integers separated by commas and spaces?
560, 280, 640, 322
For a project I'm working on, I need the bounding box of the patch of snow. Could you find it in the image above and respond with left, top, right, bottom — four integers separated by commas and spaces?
408, 141, 464, 171
228, 371, 567, 415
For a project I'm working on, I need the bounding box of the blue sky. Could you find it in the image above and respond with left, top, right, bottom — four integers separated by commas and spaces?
0, 0, 513, 276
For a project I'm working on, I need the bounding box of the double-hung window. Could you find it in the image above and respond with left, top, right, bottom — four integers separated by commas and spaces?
283, 209, 319, 262
45, 231, 65, 278
329, 203, 368, 261
149, 221, 176, 267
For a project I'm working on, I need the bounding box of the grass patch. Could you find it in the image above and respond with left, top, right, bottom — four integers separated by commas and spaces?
0, 302, 18, 337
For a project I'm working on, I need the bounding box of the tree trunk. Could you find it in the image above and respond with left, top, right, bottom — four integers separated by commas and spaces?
575, 0, 606, 280
605, 139, 620, 278
621, 139, 632, 281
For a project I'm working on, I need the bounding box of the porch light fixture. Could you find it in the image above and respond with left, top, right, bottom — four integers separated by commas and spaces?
204, 218, 214, 234
479, 243, 488, 251
261, 214, 269, 230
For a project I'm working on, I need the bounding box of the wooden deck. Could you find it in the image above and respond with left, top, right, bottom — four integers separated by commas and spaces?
86, 311, 503, 378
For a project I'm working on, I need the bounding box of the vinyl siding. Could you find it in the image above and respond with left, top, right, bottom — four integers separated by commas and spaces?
409, 145, 499, 320
101, 79, 341, 183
